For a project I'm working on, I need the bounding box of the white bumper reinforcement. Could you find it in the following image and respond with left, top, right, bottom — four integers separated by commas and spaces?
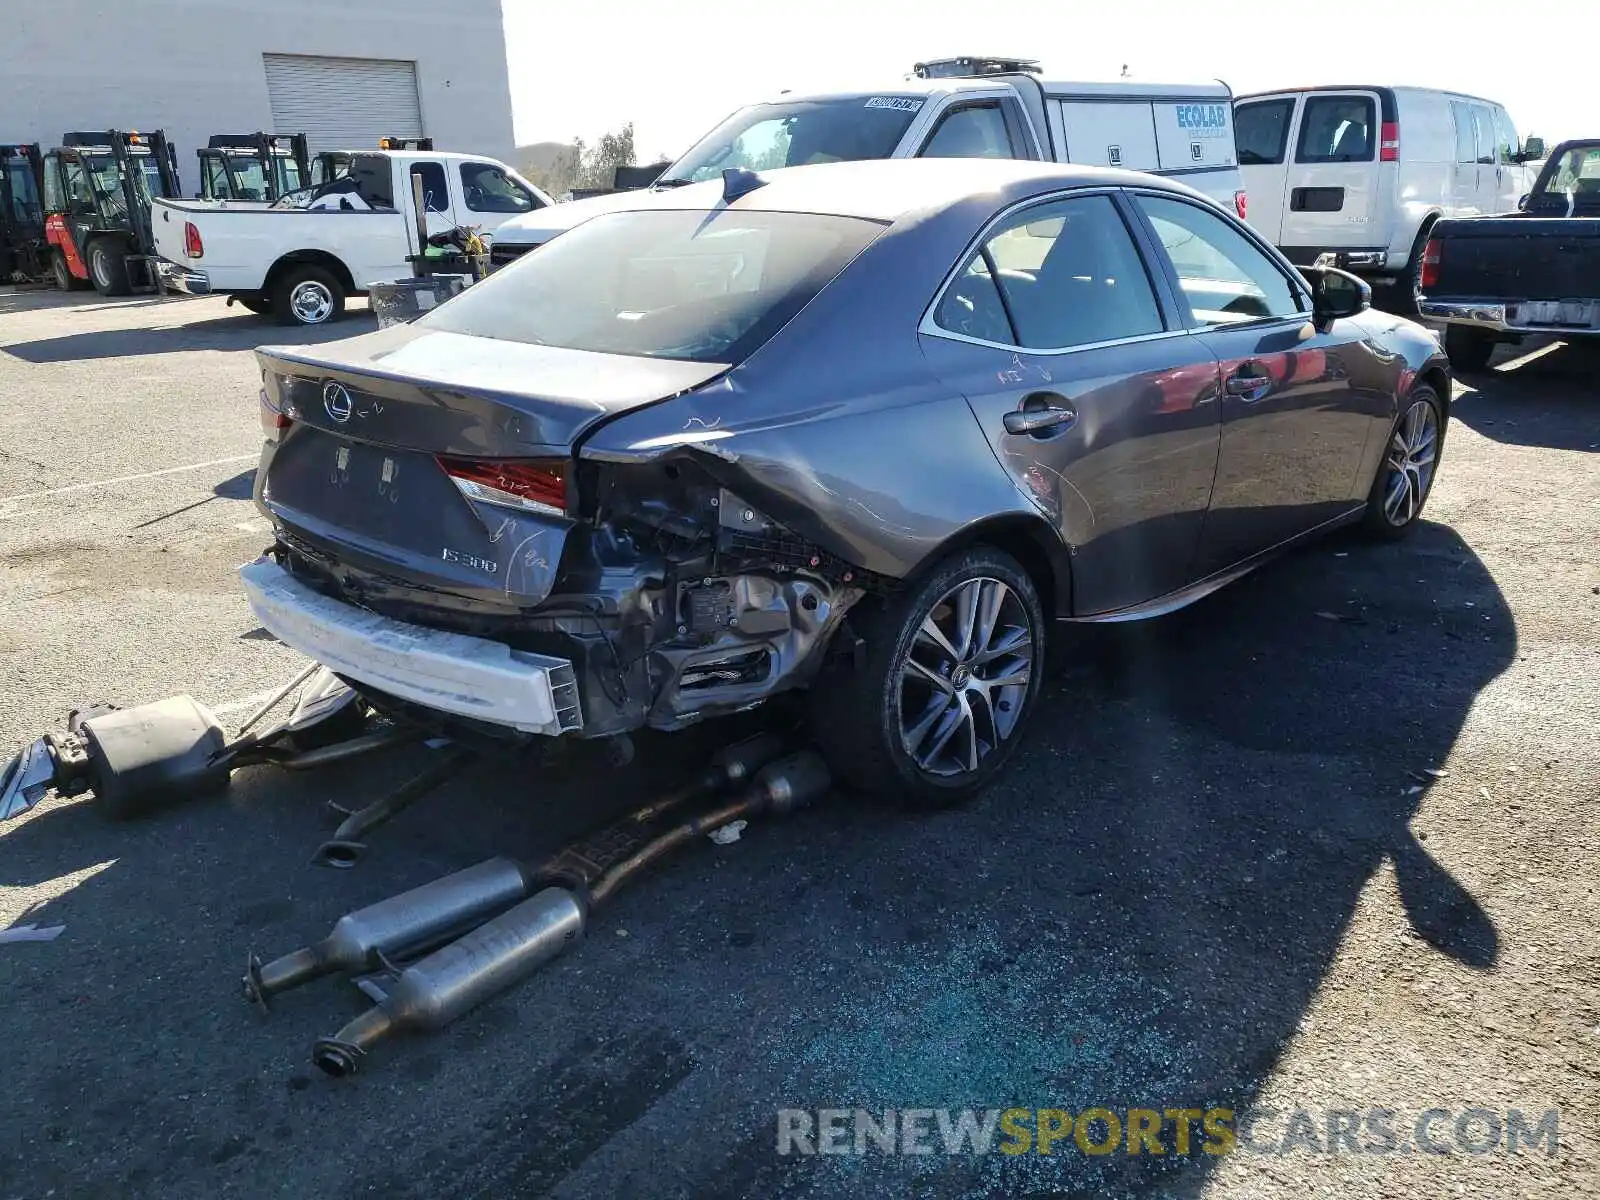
239, 557, 583, 736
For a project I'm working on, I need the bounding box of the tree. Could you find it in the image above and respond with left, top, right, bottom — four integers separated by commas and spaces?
517, 124, 643, 198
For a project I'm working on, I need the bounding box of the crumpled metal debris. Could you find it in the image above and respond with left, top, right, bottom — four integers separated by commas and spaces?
709, 819, 748, 846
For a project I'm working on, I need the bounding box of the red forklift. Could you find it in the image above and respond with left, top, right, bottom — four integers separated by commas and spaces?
197, 132, 310, 202
1, 142, 49, 283
41, 129, 182, 295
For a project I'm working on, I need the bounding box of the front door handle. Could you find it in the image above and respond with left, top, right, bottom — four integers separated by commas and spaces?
1225, 372, 1273, 400
1004, 393, 1077, 436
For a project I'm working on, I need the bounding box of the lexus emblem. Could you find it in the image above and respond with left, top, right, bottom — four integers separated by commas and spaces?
323, 381, 352, 423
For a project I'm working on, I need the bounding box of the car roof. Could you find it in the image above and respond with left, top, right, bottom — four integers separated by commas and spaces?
589, 157, 1211, 224
752, 77, 1233, 105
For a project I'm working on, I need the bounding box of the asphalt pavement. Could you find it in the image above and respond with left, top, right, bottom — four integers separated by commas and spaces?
1, 288, 1596, 1199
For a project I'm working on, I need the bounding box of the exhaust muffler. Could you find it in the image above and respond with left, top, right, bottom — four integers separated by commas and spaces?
312, 885, 586, 1077
311, 749, 830, 1075
244, 856, 538, 1008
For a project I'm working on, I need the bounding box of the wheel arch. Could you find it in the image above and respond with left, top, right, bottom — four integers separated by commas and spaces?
263, 249, 354, 296
900, 512, 1073, 620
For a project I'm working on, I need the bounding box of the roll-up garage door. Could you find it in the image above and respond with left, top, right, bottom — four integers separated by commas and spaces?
263, 53, 423, 154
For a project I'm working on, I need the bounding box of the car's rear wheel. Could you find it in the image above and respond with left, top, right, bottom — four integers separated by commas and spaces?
811, 547, 1045, 809
272, 265, 344, 326
1364, 384, 1444, 540
1443, 325, 1496, 372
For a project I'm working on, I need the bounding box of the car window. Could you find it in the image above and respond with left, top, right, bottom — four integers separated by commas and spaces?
934, 195, 1164, 349
460, 162, 538, 214
348, 155, 393, 207
1296, 95, 1375, 163
408, 161, 449, 213
1470, 107, 1495, 165
203, 156, 231, 199
6, 157, 39, 222
921, 104, 1014, 159
1235, 99, 1295, 165
1451, 103, 1476, 165
1135, 194, 1303, 326
1494, 109, 1518, 166
419, 208, 886, 365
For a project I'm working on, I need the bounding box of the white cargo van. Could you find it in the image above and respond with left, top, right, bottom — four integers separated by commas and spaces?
1232, 85, 1543, 306
491, 57, 1247, 264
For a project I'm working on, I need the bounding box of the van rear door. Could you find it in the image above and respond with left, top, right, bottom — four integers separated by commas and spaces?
1279, 90, 1384, 255
1233, 94, 1299, 241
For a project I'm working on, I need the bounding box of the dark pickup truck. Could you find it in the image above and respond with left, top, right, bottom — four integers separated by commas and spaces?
1421, 138, 1600, 370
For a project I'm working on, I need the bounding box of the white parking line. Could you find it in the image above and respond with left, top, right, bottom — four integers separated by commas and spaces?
0, 454, 257, 505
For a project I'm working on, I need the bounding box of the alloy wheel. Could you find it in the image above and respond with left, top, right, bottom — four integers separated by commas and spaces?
290, 280, 334, 324
1383, 399, 1440, 526
897, 577, 1036, 778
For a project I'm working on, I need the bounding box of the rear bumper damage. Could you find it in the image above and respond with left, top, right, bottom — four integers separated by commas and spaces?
240, 557, 583, 737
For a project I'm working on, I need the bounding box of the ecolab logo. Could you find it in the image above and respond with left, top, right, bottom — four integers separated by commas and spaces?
1177, 104, 1230, 137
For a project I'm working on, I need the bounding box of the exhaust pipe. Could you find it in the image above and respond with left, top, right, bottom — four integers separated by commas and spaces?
311, 750, 830, 1075
244, 856, 537, 1008
313, 886, 586, 1077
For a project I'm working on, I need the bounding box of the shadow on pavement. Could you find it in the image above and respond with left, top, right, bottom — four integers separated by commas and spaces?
0, 522, 1514, 1199
1, 311, 378, 362
1450, 339, 1600, 452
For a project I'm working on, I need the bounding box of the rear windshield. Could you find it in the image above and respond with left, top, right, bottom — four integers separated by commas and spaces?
419, 208, 885, 364
655, 99, 923, 185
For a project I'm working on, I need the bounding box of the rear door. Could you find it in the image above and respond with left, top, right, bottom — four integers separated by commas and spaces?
1280, 90, 1382, 252
1233, 95, 1299, 241
405, 158, 459, 239
917, 189, 1223, 615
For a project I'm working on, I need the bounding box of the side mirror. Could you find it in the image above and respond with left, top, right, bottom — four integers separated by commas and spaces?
1517, 193, 1529, 212
1304, 264, 1371, 323
1521, 136, 1545, 162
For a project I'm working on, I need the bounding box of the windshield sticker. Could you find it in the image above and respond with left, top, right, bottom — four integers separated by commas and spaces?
864, 97, 924, 112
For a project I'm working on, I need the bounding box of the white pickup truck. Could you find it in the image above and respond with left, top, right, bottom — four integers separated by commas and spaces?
490, 55, 1248, 267
151, 149, 553, 325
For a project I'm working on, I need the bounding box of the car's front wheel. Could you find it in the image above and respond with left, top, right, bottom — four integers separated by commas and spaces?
1364, 384, 1444, 540
811, 546, 1045, 808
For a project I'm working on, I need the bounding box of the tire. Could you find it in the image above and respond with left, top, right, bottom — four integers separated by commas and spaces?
810, 546, 1046, 809
1443, 325, 1496, 373
1363, 384, 1444, 541
87, 238, 131, 296
1391, 220, 1436, 318
271, 265, 344, 326
51, 251, 80, 292
233, 292, 272, 315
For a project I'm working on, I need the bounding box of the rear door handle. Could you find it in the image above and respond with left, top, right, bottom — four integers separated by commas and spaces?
1004, 404, 1077, 436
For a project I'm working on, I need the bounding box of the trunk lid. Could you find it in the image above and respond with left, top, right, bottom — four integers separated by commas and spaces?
255, 324, 727, 608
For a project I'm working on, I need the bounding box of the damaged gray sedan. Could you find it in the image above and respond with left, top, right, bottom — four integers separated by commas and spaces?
239, 158, 1452, 807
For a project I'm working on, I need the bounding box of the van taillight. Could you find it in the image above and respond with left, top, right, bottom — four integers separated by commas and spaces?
184, 220, 203, 258
1420, 239, 1441, 290
1380, 121, 1400, 163
1234, 190, 1248, 221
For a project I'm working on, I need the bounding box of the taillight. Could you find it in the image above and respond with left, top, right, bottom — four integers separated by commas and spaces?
1420, 238, 1441, 290
1380, 121, 1400, 163
183, 220, 203, 258
259, 389, 290, 442
439, 456, 569, 517
1234, 190, 1248, 221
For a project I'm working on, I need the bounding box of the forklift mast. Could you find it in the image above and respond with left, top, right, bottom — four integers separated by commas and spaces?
200, 132, 311, 201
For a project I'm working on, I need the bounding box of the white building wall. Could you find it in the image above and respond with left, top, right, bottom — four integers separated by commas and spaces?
2, 0, 515, 190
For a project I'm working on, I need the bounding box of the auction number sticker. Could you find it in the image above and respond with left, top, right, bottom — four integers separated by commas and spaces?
864, 97, 924, 112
